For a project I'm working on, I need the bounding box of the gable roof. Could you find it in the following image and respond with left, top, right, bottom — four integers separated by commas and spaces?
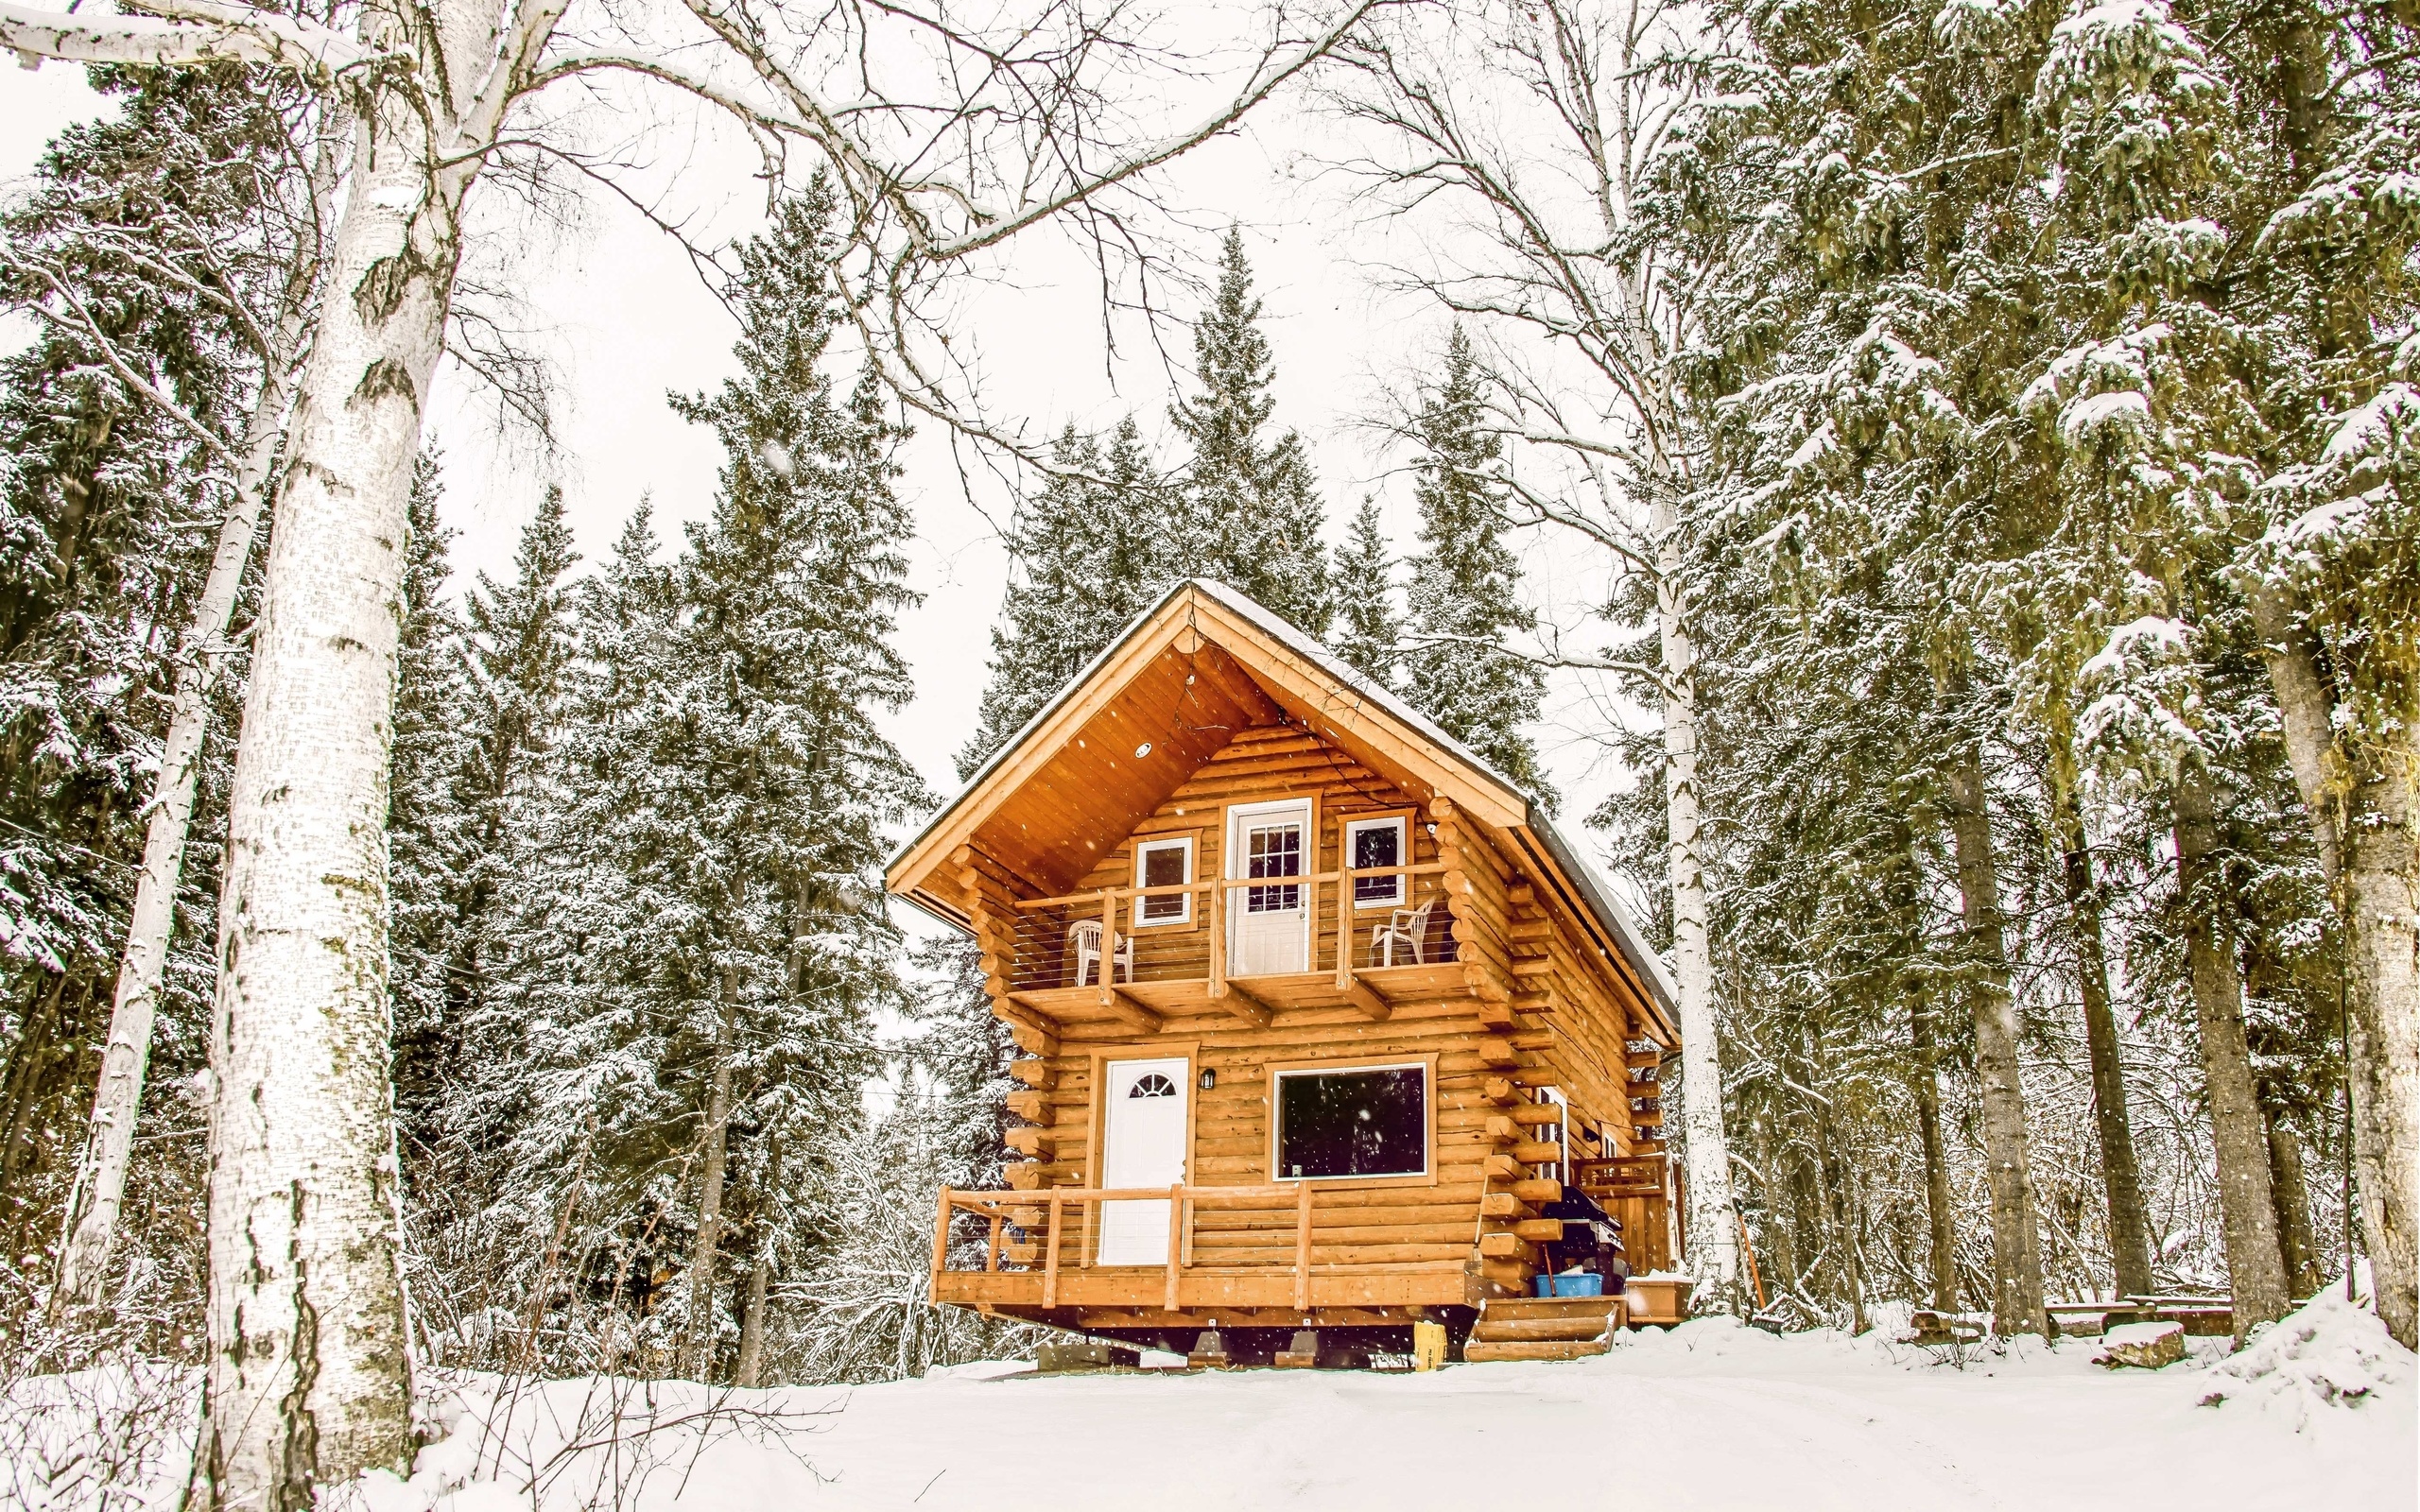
886, 578, 1680, 1032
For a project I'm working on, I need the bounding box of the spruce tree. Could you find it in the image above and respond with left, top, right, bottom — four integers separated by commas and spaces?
1401, 328, 1549, 801
1330, 497, 1402, 689
386, 452, 472, 1143
961, 418, 1174, 772
1168, 228, 1330, 634
623, 178, 926, 1378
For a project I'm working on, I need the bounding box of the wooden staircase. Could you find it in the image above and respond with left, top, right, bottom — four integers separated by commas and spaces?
1462, 1295, 1623, 1363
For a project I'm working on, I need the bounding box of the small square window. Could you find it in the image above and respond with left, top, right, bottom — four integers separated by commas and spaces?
1346, 817, 1407, 907
1275, 1063, 1428, 1180
1133, 836, 1193, 925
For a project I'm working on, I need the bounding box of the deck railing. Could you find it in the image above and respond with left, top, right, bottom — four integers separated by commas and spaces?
998, 864, 1457, 996
934, 1183, 1319, 1311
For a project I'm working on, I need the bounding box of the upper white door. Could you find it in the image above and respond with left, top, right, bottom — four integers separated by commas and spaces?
1226, 799, 1311, 975
1098, 1056, 1190, 1264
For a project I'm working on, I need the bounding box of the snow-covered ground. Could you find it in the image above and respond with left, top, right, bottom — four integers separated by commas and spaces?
9, 1296, 2412, 1511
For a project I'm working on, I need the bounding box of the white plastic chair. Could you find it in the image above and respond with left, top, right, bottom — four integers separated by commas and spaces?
1067, 919, 1134, 987
1370, 897, 1438, 967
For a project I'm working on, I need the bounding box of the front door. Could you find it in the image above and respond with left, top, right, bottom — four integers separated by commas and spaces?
1227, 799, 1311, 975
1098, 1056, 1190, 1264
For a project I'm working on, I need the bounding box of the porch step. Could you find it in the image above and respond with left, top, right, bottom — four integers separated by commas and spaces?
1465, 1294, 1620, 1359
1463, 1338, 1614, 1363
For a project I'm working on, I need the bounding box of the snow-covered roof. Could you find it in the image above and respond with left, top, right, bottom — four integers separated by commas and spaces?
888, 576, 1680, 1022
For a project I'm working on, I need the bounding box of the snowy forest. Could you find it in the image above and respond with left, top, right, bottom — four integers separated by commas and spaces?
0, 0, 2411, 1504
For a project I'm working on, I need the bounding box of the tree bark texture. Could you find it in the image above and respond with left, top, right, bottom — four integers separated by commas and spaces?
1941, 744, 2048, 1336
2248, 581, 2417, 1348
191, 36, 495, 1503
57, 305, 308, 1313
734, 1135, 779, 1388
2053, 793, 2156, 1301
1653, 491, 1737, 1302
2172, 762, 2291, 1336
1909, 990, 1961, 1314
2261, 1099, 2322, 1297
684, 967, 740, 1382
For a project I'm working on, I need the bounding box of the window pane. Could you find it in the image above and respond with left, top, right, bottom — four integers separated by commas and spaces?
1353, 822, 1403, 904
1139, 843, 1188, 920
1248, 823, 1302, 911
1143, 846, 1188, 887
1278, 1067, 1426, 1178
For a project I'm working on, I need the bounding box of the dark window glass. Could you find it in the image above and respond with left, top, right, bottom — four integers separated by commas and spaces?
1247, 822, 1303, 911
1277, 1067, 1426, 1178
1352, 821, 1403, 904
1140, 843, 1188, 920
1130, 1073, 1177, 1098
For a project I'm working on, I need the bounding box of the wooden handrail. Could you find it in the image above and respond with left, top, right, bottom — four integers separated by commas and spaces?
937, 1183, 1320, 1290
1011, 864, 1446, 913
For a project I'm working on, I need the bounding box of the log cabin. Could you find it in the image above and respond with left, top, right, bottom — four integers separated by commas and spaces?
886, 579, 1688, 1364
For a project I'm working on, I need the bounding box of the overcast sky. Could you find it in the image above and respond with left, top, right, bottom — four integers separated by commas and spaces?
0, 60, 1647, 874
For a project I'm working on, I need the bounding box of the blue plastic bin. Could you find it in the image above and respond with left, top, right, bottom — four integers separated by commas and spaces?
1535, 1273, 1604, 1297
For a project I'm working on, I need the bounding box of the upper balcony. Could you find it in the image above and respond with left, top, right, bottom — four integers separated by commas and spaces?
985, 861, 1466, 1033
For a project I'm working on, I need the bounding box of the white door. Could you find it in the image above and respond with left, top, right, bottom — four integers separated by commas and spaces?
1098, 1057, 1190, 1264
1227, 799, 1311, 975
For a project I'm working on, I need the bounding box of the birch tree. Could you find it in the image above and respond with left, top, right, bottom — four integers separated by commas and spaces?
1324, 0, 1742, 1300
2, 0, 1383, 1495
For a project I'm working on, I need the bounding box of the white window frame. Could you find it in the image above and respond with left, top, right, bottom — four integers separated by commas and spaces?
1344, 816, 1409, 909
1270, 1058, 1433, 1183
1132, 835, 1194, 927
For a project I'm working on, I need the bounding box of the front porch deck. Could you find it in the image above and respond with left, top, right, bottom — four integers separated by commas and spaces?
1006, 960, 1471, 1033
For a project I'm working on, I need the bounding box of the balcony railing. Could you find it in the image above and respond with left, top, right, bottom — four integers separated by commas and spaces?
934, 1182, 1321, 1311
996, 864, 1458, 998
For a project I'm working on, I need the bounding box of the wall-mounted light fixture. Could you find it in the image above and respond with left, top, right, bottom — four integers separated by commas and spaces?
1135, 742, 1152, 758
1198, 1067, 1217, 1091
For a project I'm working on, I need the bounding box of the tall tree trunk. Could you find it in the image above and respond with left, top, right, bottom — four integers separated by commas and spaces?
1909, 989, 1961, 1313
1941, 743, 2048, 1337
1652, 490, 1737, 1303
189, 43, 492, 1503
684, 966, 740, 1382
2050, 780, 2155, 1300
734, 1136, 778, 1388
55, 290, 314, 1314
2172, 761, 2290, 1337
2260, 1097, 2322, 1297
2248, 581, 2417, 1348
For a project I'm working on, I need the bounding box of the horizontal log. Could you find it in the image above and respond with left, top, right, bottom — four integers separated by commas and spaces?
1512, 1219, 1567, 1242
1484, 1116, 1518, 1143
1478, 1232, 1529, 1259
1633, 1109, 1665, 1128
1478, 1258, 1534, 1286
1005, 1163, 1046, 1191
1478, 1038, 1520, 1067
1004, 1127, 1050, 1157
1485, 1155, 1527, 1181
1626, 1051, 1661, 1072
1512, 1142, 1564, 1164
1512, 991, 1551, 1013
1508, 1104, 1565, 1127
1010, 1059, 1055, 1090
1510, 958, 1555, 979
1478, 1194, 1533, 1219
1509, 1179, 1563, 1203
1482, 1077, 1517, 1106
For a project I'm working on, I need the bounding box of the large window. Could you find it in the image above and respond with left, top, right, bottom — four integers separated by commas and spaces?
1345, 816, 1408, 907
1274, 1062, 1429, 1180
1133, 836, 1193, 925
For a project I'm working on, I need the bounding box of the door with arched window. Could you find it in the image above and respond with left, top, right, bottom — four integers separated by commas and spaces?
1098, 1056, 1190, 1264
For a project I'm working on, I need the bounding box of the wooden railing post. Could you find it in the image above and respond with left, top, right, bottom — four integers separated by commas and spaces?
1165, 1183, 1184, 1312
1043, 1193, 1063, 1308
1335, 866, 1354, 989
933, 1186, 954, 1280
986, 1212, 1002, 1273
1098, 888, 1117, 1009
1208, 879, 1226, 996
1294, 1182, 1313, 1311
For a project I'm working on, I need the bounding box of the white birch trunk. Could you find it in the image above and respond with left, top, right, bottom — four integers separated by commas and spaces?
53, 124, 343, 1303
683, 966, 740, 1382
1651, 490, 1737, 1299
55, 371, 287, 1313
191, 49, 485, 1503
2248, 581, 2418, 1349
